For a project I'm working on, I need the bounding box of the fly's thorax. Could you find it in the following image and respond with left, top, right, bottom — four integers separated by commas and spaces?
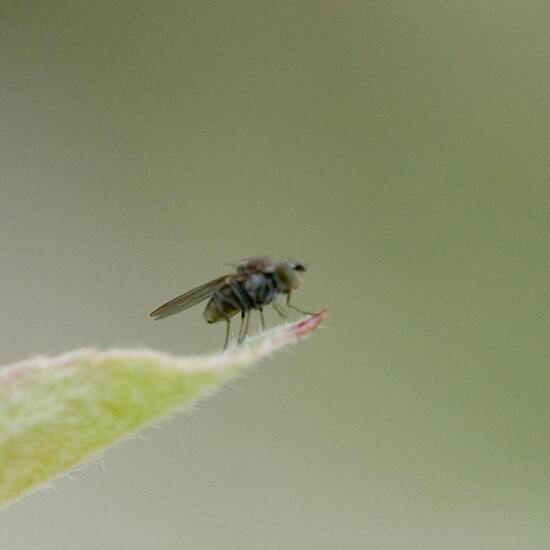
244, 273, 278, 306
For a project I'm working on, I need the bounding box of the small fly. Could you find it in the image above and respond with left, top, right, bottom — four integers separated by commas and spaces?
150, 256, 313, 349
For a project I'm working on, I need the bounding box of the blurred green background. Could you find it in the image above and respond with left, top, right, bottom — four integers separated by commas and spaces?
1, 1, 549, 548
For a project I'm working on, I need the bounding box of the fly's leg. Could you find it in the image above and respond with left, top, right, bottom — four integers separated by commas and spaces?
244, 311, 251, 340
214, 293, 232, 351
223, 318, 231, 351
238, 311, 251, 344
286, 292, 314, 316
272, 301, 288, 319
229, 281, 252, 311
237, 310, 246, 342
259, 307, 266, 332
228, 281, 254, 344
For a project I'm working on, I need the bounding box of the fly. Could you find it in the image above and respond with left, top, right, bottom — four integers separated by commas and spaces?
150, 257, 312, 349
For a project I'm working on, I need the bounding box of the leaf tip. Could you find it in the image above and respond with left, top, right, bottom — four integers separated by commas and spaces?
287, 306, 329, 338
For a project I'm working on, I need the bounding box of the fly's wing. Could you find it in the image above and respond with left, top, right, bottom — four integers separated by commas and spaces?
150, 275, 231, 320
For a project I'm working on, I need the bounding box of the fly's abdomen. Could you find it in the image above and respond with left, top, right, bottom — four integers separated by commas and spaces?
203, 284, 248, 323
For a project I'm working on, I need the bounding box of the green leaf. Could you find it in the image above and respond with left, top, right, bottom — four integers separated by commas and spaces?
0, 308, 328, 509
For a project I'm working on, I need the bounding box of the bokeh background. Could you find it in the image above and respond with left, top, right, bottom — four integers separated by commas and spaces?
1, 1, 549, 548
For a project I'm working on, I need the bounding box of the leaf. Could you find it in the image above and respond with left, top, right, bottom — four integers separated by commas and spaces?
0, 308, 328, 509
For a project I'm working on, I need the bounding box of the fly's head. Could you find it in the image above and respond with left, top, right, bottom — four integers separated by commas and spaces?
275, 260, 306, 291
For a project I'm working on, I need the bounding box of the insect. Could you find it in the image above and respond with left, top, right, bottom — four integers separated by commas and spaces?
150, 257, 312, 349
